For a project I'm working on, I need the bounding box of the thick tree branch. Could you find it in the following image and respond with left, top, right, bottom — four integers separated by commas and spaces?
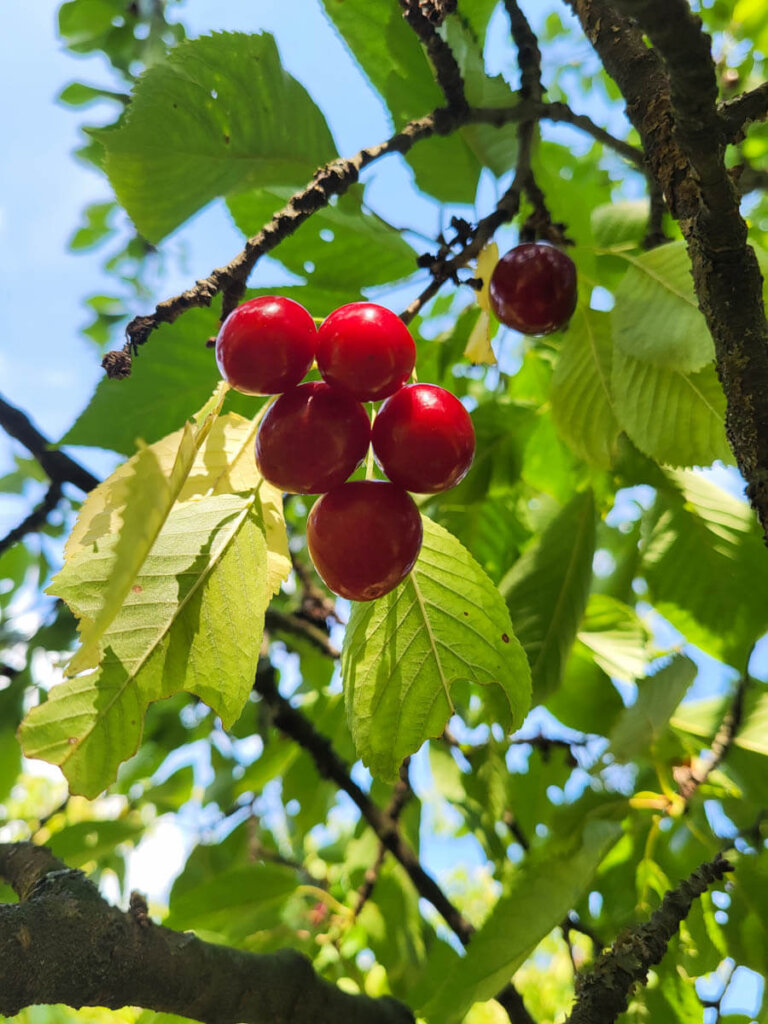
105, 100, 641, 378
563, 852, 733, 1023
0, 395, 98, 495
566, 0, 768, 543
0, 482, 62, 558
0, 842, 413, 1024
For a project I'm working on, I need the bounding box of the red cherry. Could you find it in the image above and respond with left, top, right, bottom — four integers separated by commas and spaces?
489, 243, 577, 335
372, 384, 475, 493
316, 303, 416, 401
307, 481, 423, 601
215, 296, 316, 395
255, 382, 370, 494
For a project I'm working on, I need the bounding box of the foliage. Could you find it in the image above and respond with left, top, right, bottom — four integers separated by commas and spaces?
2, 2, 768, 1023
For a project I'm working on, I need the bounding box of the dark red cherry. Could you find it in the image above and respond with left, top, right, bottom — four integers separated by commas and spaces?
372, 384, 475, 493
307, 481, 423, 601
215, 296, 316, 395
255, 382, 370, 494
316, 302, 416, 401
489, 243, 577, 335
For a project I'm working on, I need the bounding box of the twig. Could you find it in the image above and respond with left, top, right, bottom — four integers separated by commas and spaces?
720, 81, 768, 140
264, 609, 340, 660
0, 395, 98, 494
673, 671, 750, 803
0, 482, 62, 558
252, 669, 474, 943
106, 100, 642, 378
353, 759, 412, 919
564, 852, 733, 1024
399, 0, 468, 112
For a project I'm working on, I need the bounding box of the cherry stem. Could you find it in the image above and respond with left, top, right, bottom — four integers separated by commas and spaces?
365, 405, 377, 480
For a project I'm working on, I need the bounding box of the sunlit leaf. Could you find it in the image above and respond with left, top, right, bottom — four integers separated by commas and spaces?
342, 517, 530, 780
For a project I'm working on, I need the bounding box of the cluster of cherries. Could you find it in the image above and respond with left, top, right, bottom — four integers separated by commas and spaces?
215, 298, 475, 602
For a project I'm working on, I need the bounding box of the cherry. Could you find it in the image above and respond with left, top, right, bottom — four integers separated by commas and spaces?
307, 481, 423, 601
316, 302, 416, 401
372, 384, 475, 493
215, 296, 316, 395
255, 382, 370, 494
489, 243, 577, 335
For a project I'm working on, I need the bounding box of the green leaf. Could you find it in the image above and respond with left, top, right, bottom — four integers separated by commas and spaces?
20, 414, 290, 796
47, 819, 144, 867
0, 730, 20, 804
418, 807, 624, 1024
672, 688, 768, 758
342, 517, 530, 781
547, 595, 648, 735
611, 347, 731, 467
551, 306, 620, 467
58, 0, 124, 46
591, 200, 650, 248
62, 307, 259, 455
227, 185, 416, 288
611, 243, 714, 372
57, 386, 230, 676
319, 0, 496, 202
577, 594, 651, 681
643, 470, 768, 666
69, 201, 117, 250
320, 0, 441, 127
441, 17, 519, 177
94, 32, 336, 241
609, 656, 697, 762
500, 490, 596, 703
165, 863, 298, 940
58, 83, 126, 108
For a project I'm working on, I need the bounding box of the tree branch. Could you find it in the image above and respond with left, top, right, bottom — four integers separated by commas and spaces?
399, 0, 468, 112
0, 482, 62, 558
720, 81, 768, 140
252, 669, 474, 943
566, 0, 768, 543
353, 759, 413, 919
252, 671, 537, 1024
0, 842, 413, 1024
105, 100, 641, 378
0, 395, 98, 495
674, 671, 750, 802
563, 851, 733, 1024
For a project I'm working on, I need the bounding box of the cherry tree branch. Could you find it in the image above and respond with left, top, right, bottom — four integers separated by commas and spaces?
0, 842, 413, 1024
353, 759, 413, 919
251, 670, 537, 1024
563, 852, 733, 1024
0, 394, 98, 494
252, 669, 474, 943
674, 671, 751, 803
104, 100, 642, 379
720, 81, 768, 140
565, 0, 768, 543
0, 482, 62, 558
399, 0, 468, 112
